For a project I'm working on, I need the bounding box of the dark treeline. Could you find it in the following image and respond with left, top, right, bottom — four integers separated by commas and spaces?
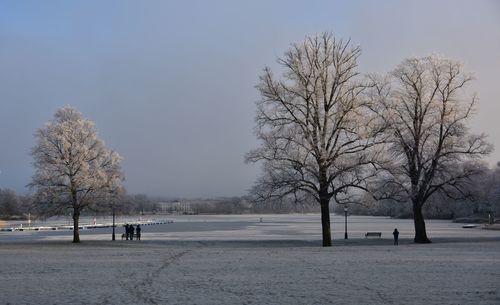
333, 162, 500, 222
0, 189, 32, 220
187, 197, 319, 214
0, 192, 161, 220
2, 162, 498, 221
124, 196, 319, 215
0, 192, 319, 220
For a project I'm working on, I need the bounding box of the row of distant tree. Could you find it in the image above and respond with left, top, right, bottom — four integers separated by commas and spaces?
0, 191, 155, 220
333, 162, 500, 220
3, 160, 498, 220
181, 197, 320, 214
0, 191, 320, 220
0, 189, 31, 220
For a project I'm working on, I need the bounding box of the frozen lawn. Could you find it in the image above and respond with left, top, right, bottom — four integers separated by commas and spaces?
1, 215, 499, 304
1, 238, 499, 305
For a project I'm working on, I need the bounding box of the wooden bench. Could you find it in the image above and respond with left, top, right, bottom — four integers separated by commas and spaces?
365, 232, 382, 238
121, 233, 140, 240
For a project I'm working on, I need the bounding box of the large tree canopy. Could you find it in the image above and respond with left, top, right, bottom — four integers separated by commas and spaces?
368, 55, 492, 243
30, 106, 124, 243
247, 33, 384, 246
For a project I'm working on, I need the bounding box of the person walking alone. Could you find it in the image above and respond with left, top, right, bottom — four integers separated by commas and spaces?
393, 228, 399, 245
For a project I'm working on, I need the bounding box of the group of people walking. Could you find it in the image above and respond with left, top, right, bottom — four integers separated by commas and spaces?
124, 224, 141, 240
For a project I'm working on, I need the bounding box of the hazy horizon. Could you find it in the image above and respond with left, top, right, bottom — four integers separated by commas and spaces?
1, 0, 499, 197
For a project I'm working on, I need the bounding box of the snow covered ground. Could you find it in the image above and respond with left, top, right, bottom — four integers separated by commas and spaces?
2, 213, 499, 242
1, 214, 499, 304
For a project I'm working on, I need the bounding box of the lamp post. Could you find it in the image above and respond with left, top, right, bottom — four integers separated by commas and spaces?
112, 206, 116, 241
344, 206, 348, 239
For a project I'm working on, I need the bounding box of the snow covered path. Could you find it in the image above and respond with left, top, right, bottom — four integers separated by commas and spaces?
1, 239, 499, 305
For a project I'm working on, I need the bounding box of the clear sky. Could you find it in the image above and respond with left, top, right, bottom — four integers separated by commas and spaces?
1, 0, 499, 197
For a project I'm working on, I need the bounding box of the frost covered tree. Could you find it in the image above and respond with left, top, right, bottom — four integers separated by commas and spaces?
246, 33, 384, 247
30, 106, 124, 243
368, 56, 492, 243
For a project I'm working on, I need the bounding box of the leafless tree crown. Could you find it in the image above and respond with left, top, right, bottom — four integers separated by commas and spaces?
247, 32, 383, 204
368, 55, 493, 204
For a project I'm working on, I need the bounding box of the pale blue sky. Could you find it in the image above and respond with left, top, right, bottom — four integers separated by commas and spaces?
1, 0, 499, 197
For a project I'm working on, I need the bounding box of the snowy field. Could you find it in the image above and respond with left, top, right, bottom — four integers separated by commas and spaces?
1, 214, 499, 304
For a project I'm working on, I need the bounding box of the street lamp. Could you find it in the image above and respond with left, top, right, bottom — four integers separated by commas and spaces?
112, 205, 116, 241
344, 205, 348, 239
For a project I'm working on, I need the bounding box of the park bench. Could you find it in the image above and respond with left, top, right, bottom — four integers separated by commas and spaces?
365, 232, 382, 238
121, 233, 140, 240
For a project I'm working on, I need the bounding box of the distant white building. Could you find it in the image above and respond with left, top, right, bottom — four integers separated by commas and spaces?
157, 201, 194, 214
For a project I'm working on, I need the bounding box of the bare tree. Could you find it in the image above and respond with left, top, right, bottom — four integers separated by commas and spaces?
368, 56, 492, 243
0, 189, 22, 218
30, 106, 124, 243
246, 33, 383, 246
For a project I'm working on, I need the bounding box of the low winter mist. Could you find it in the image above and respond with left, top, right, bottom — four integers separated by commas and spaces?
1, 0, 499, 198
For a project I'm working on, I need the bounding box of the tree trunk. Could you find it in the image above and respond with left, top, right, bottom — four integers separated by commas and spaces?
72, 210, 80, 243
320, 198, 332, 247
413, 202, 431, 243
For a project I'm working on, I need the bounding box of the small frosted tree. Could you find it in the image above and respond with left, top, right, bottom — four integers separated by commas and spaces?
30, 106, 124, 243
247, 33, 384, 247
368, 56, 492, 243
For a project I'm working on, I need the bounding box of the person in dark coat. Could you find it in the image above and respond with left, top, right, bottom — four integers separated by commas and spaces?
393, 228, 399, 245
122, 224, 128, 240
136, 224, 141, 240
125, 223, 130, 240
130, 224, 135, 240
